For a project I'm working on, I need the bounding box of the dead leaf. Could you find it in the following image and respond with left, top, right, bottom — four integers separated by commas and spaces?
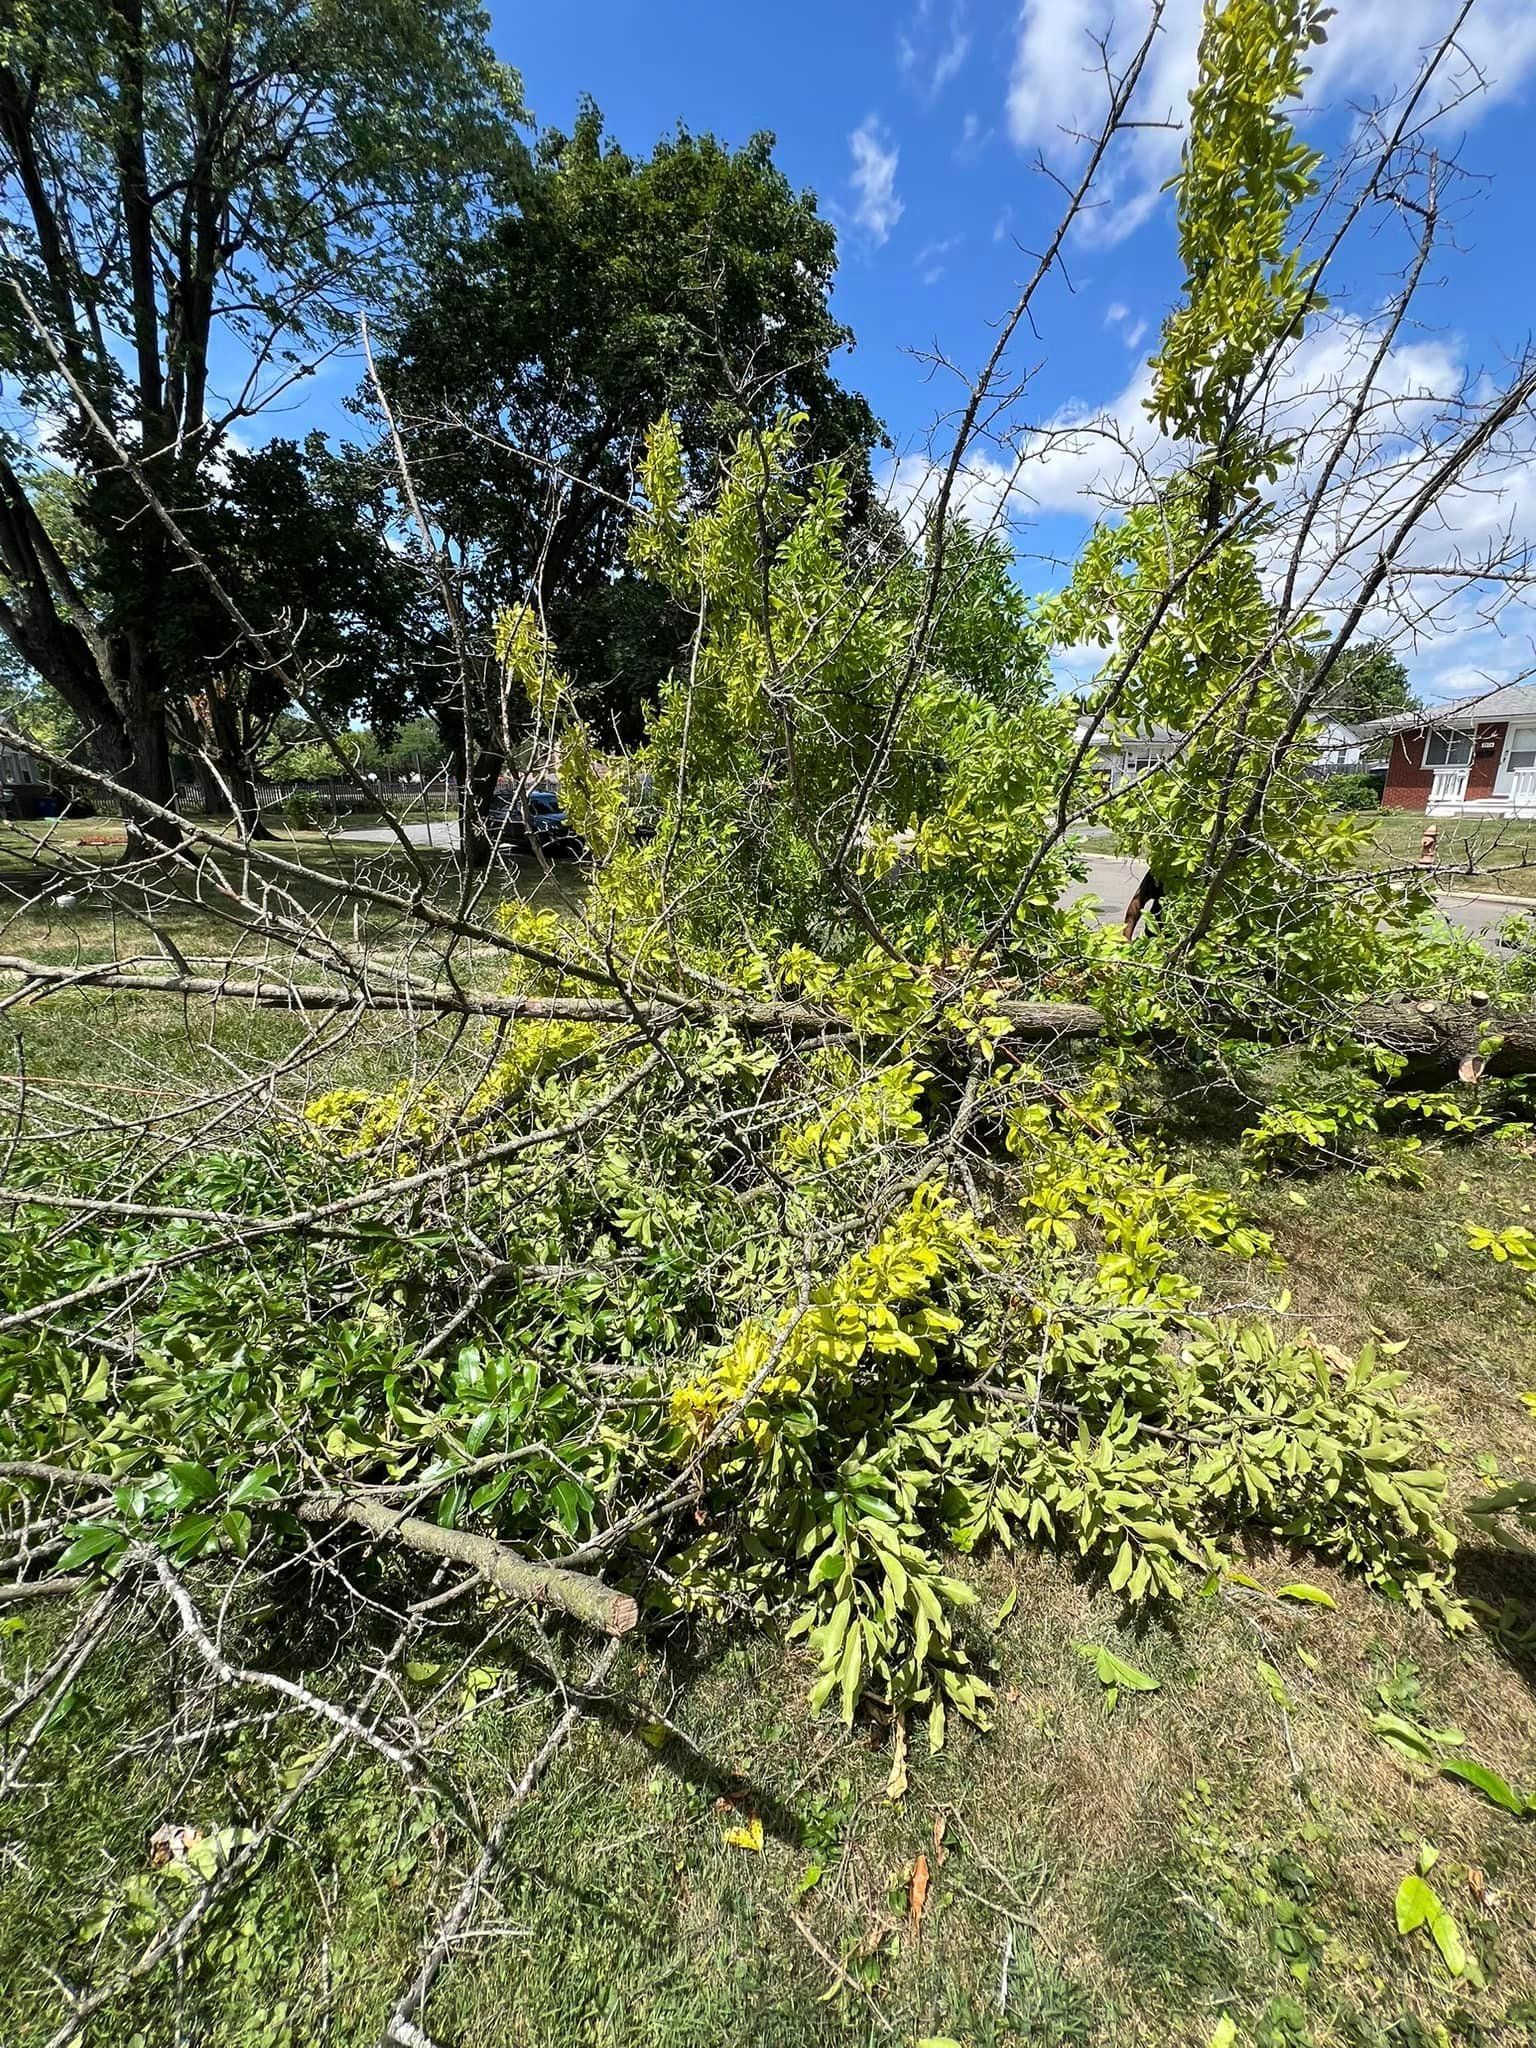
148, 1822, 204, 1871
909, 1851, 931, 1929
1458, 1054, 1487, 1085
1468, 1866, 1488, 1906
885, 1713, 909, 1802
931, 1813, 948, 1868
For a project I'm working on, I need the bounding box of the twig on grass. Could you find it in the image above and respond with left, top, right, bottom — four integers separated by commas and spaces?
380, 1635, 622, 2048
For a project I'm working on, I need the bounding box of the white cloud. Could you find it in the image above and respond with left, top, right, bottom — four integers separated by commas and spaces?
881, 310, 1536, 700
1007, 0, 1536, 248
932, 22, 972, 95
848, 118, 904, 245
954, 109, 992, 159
899, 1, 972, 102
1104, 302, 1150, 351
881, 445, 1023, 542
916, 234, 964, 286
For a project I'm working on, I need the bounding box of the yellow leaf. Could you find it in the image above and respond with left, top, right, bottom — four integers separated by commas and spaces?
723, 1815, 764, 1853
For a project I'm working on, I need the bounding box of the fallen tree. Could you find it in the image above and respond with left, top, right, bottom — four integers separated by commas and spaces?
3, 5, 1536, 2041
5, 951, 1532, 1082
297, 1494, 639, 1635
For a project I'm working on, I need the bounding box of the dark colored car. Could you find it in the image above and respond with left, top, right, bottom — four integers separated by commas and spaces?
484, 785, 584, 861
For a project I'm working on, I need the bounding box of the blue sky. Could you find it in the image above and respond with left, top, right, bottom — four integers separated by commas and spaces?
478, 0, 1536, 703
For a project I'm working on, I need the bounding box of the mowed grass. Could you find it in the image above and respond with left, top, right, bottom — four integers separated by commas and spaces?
1359, 813, 1536, 900
0, 819, 585, 1123
2, 851, 1536, 2047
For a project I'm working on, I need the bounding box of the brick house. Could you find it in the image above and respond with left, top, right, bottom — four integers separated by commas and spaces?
1371, 684, 1536, 819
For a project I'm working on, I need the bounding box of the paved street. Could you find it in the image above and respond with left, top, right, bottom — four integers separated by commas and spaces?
335, 822, 1535, 943
1068, 851, 1533, 942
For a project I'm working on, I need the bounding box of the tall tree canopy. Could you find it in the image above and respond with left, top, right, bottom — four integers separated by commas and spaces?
376, 103, 884, 742
1318, 639, 1420, 724
166, 435, 434, 821
0, 0, 523, 839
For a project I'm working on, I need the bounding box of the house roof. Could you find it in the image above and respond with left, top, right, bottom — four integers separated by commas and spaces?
1357, 682, 1536, 737
1071, 720, 1182, 746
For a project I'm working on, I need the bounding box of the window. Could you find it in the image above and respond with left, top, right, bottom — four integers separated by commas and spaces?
1507, 725, 1536, 772
1423, 729, 1472, 768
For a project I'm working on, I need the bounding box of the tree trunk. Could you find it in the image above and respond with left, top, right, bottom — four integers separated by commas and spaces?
462, 745, 506, 872
101, 694, 181, 858
190, 751, 233, 818
183, 682, 274, 838
438, 700, 505, 875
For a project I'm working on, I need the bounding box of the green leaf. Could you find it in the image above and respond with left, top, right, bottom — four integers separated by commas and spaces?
1255, 1659, 1292, 1708
1439, 1757, 1529, 1816
1396, 1870, 1469, 1978
1430, 1905, 1467, 1978
168, 1460, 218, 1502
547, 1479, 591, 1534
1372, 1712, 1433, 1763
227, 1464, 279, 1507
1395, 1873, 1437, 1935
57, 1525, 125, 1571
1276, 1582, 1335, 1608
839, 1623, 863, 1724
1079, 1644, 1159, 1694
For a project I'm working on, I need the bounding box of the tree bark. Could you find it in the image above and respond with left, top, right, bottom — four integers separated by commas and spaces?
298, 1494, 639, 1635
438, 700, 505, 874
99, 673, 181, 857
182, 681, 274, 837
1, 953, 1530, 1085
1324, 1000, 1536, 1081
0, 454, 181, 856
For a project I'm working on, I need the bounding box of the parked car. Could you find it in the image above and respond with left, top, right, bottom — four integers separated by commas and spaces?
484, 784, 584, 860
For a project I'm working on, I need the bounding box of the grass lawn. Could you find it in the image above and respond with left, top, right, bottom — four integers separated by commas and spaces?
2, 846, 1536, 2048
4, 1134, 1534, 2047
1358, 813, 1536, 900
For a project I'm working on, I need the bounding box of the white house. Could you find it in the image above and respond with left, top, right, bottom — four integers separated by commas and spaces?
1072, 717, 1364, 788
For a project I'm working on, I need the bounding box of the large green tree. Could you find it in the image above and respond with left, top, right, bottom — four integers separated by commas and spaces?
0, 0, 522, 845
167, 436, 435, 826
375, 103, 884, 752
1317, 638, 1419, 724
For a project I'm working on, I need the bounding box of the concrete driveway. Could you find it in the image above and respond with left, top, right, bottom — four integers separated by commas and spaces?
334, 819, 461, 848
